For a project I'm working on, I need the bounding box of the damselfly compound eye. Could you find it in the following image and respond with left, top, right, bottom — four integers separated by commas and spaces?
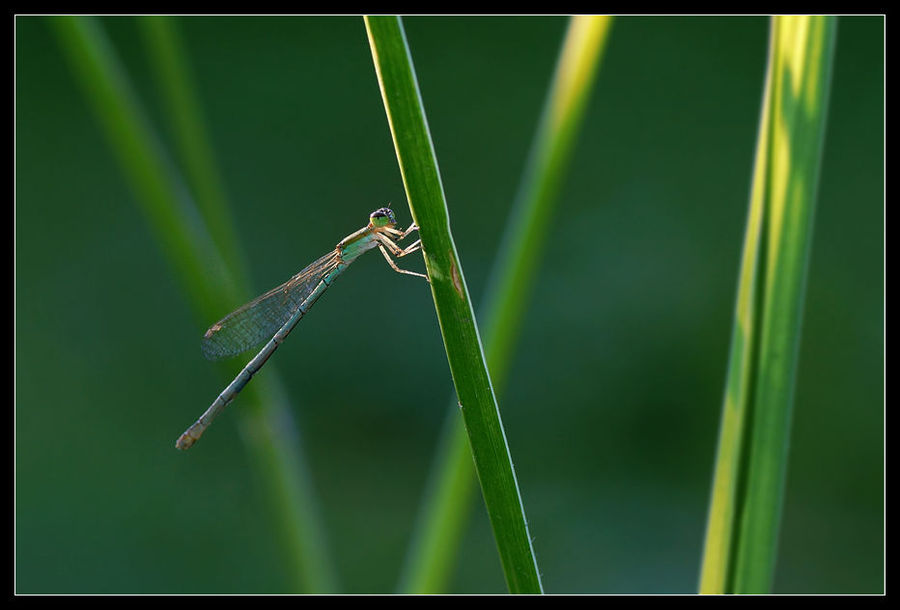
369, 207, 396, 227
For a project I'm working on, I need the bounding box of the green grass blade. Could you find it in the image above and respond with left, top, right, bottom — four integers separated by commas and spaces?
398, 16, 614, 593
50, 16, 338, 592
50, 16, 235, 318
364, 15, 543, 594
137, 16, 251, 288
699, 15, 837, 594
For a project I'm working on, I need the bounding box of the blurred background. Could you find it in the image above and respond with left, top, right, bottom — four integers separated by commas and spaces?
15, 16, 883, 593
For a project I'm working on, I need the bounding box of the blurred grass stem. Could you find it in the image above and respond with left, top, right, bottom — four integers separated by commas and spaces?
50, 16, 338, 592
397, 16, 613, 593
699, 15, 837, 594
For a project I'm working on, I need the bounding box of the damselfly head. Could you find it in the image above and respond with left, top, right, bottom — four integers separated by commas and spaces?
370, 207, 397, 228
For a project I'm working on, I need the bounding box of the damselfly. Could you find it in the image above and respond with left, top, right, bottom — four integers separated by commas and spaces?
176, 207, 426, 450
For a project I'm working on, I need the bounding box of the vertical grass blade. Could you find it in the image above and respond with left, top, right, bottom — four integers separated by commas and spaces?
699, 15, 837, 594
50, 16, 337, 592
399, 16, 613, 593
365, 15, 543, 594
138, 16, 251, 288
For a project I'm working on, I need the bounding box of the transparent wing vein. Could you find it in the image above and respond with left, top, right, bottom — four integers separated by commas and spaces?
201, 251, 340, 360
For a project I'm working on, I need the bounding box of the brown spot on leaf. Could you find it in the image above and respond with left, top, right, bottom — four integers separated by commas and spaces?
450, 254, 463, 299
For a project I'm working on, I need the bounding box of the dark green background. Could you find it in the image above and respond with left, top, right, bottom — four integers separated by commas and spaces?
15, 16, 883, 593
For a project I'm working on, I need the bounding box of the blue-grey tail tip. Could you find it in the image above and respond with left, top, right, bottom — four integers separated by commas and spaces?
176, 434, 196, 450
